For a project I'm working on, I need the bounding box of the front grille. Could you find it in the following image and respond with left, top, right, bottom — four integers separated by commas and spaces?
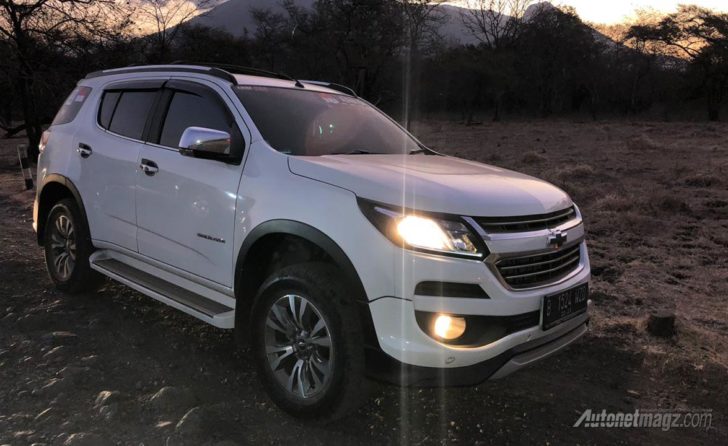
475, 206, 576, 233
496, 243, 581, 289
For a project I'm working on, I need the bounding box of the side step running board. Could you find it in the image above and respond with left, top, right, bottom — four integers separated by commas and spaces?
90, 257, 235, 328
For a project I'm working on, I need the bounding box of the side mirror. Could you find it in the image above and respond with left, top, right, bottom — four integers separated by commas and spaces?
178, 127, 231, 160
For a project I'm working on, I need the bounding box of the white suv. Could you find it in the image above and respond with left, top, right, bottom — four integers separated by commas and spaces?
34, 64, 591, 419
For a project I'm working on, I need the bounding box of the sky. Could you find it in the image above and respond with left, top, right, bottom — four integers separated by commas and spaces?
553, 0, 728, 24
451, 1, 728, 24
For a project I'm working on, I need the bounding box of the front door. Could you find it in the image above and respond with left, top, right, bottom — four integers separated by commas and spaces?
135, 79, 245, 286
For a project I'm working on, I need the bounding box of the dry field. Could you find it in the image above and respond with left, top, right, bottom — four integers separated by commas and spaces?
0, 120, 726, 445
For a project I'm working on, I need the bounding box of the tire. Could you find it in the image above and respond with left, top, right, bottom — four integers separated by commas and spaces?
44, 198, 103, 294
250, 262, 368, 420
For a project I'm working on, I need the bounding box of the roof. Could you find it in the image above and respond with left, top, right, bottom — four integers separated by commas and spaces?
84, 64, 356, 96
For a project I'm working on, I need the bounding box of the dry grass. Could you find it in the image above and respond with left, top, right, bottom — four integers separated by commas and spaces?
683, 173, 723, 188
626, 133, 661, 151
521, 151, 547, 164
415, 119, 728, 374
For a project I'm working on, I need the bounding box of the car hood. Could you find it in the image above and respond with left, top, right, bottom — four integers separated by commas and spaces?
287, 154, 572, 216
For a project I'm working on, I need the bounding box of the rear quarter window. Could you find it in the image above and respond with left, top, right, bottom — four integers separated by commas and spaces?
98, 91, 121, 129
51, 86, 92, 126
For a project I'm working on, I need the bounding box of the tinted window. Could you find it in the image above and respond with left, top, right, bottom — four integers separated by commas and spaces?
108, 91, 157, 140
52, 86, 92, 126
98, 91, 120, 129
159, 91, 231, 148
234, 86, 419, 156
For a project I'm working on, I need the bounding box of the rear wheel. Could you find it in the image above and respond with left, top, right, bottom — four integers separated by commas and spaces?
44, 199, 103, 293
251, 263, 368, 420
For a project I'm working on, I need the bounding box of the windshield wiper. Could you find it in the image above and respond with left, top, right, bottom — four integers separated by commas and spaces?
332, 149, 378, 155
409, 147, 437, 155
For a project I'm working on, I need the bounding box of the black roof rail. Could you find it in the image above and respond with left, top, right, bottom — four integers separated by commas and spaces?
169, 61, 304, 87
300, 80, 357, 97
85, 65, 238, 84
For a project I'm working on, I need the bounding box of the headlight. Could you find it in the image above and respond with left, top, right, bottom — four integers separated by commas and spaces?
358, 198, 486, 259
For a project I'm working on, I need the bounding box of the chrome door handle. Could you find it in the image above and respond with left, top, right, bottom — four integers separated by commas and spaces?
77, 143, 92, 158
140, 159, 159, 176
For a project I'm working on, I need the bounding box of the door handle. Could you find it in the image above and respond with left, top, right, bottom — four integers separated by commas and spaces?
77, 143, 92, 158
140, 158, 159, 176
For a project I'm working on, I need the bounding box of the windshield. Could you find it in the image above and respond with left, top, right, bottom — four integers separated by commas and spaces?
235, 86, 420, 156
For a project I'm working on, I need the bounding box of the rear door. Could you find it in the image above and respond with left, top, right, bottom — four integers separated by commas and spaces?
76, 80, 164, 252
135, 79, 245, 286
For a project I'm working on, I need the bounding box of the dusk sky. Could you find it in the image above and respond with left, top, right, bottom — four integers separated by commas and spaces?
553, 0, 728, 24
453, 0, 728, 24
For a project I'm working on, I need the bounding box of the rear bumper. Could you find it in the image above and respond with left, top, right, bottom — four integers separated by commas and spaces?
367, 319, 589, 387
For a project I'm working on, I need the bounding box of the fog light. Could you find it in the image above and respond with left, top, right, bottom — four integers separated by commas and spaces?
433, 314, 466, 340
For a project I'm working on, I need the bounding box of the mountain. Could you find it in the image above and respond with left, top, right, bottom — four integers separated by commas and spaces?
186, 0, 479, 44
184, 0, 621, 49
187, 0, 314, 38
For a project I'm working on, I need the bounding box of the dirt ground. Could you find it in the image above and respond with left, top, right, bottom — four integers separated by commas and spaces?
0, 120, 726, 445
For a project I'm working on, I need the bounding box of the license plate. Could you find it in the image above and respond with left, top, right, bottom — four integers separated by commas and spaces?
542, 284, 589, 330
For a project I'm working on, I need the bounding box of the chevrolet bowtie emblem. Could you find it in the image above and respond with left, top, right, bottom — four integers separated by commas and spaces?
548, 230, 567, 248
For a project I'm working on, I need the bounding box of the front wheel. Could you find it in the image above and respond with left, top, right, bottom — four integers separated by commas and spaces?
251, 263, 368, 420
43, 198, 103, 293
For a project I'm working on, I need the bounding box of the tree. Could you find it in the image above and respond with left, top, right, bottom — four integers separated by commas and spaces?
400, 0, 445, 128
628, 5, 728, 120
461, 0, 532, 49
137, 0, 214, 62
516, 5, 599, 116
0, 0, 131, 159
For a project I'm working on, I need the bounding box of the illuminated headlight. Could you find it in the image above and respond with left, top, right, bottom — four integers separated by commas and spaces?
358, 198, 485, 259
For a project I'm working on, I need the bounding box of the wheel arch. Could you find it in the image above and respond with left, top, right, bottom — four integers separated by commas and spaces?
36, 174, 88, 246
234, 219, 378, 349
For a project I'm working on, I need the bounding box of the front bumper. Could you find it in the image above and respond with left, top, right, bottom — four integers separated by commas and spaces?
364, 216, 591, 383
367, 318, 589, 386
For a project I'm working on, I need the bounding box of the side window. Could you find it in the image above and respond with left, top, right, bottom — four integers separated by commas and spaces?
108, 90, 157, 140
98, 91, 121, 129
159, 91, 232, 148
52, 86, 92, 126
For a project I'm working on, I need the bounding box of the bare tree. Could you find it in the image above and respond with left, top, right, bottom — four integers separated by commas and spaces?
136, 0, 214, 62
461, 0, 532, 48
0, 0, 131, 159
400, 0, 445, 128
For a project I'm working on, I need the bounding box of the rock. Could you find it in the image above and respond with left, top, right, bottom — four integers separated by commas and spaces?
80, 355, 99, 366
34, 407, 55, 422
38, 377, 67, 397
42, 331, 79, 346
42, 346, 67, 363
57, 366, 90, 385
647, 311, 676, 338
97, 404, 119, 421
63, 432, 111, 446
175, 407, 204, 437
94, 391, 124, 421
149, 386, 197, 413
94, 391, 122, 409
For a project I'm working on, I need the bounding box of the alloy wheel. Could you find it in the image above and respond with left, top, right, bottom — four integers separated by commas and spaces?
49, 212, 76, 280
264, 294, 333, 399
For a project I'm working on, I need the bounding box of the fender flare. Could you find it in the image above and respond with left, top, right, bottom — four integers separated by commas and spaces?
235, 219, 368, 303
35, 174, 88, 245
234, 219, 379, 349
